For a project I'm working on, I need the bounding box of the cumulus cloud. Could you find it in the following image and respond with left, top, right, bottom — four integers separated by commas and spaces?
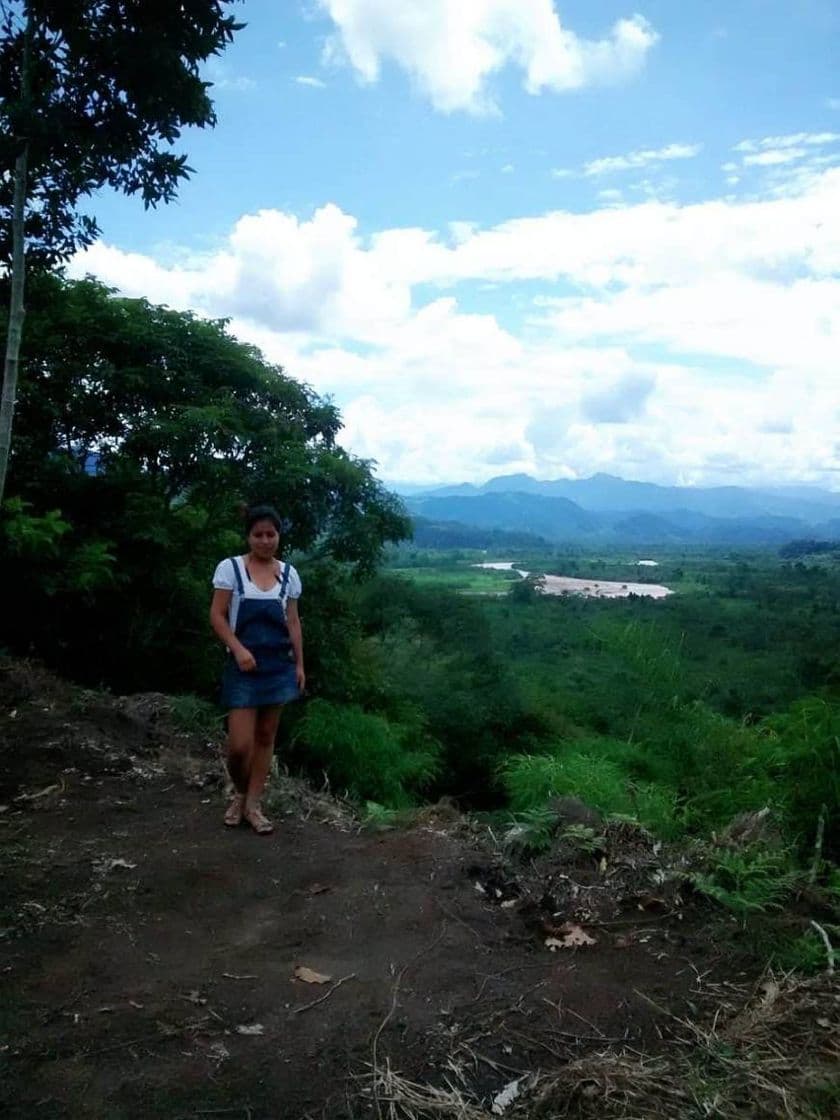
70, 165, 840, 487
295, 75, 327, 88
580, 373, 656, 422
318, 0, 658, 113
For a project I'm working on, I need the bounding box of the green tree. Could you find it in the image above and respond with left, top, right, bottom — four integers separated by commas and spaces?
0, 0, 242, 499
1, 275, 409, 690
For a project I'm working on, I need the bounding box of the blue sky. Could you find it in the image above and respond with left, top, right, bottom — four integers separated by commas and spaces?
72, 0, 840, 488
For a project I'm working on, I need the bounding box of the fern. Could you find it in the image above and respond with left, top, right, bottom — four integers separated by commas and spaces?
692, 845, 798, 916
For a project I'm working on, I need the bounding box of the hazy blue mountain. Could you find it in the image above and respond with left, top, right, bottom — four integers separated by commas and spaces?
407, 493, 600, 540
421, 482, 482, 497
474, 473, 840, 522
403, 480, 840, 546
409, 517, 551, 550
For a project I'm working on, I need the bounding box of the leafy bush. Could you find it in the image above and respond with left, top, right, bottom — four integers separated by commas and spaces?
761, 698, 840, 854
503, 741, 633, 817
630, 783, 684, 839
291, 699, 440, 808
1, 275, 409, 694
169, 694, 223, 738
772, 924, 840, 973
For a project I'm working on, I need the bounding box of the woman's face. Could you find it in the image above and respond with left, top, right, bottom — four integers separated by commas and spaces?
248, 518, 280, 558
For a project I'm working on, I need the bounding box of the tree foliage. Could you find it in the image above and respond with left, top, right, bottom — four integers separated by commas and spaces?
0, 0, 243, 499
0, 0, 241, 265
0, 274, 409, 689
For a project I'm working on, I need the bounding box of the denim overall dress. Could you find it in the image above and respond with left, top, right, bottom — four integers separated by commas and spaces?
221, 557, 300, 709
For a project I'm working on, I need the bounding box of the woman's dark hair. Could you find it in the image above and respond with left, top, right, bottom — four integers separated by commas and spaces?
243, 503, 283, 534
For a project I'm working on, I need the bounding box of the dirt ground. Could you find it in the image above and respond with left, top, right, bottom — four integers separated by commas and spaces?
0, 660, 835, 1120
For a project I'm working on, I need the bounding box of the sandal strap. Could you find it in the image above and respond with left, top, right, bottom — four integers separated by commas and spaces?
245, 803, 274, 833
224, 794, 245, 825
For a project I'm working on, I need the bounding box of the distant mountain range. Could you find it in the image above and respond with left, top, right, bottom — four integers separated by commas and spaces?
400, 473, 840, 547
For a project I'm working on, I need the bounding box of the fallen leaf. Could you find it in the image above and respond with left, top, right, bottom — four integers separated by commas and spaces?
545, 923, 597, 950
236, 1023, 264, 1036
15, 782, 62, 803
500, 899, 517, 910
758, 980, 781, 1009
208, 1040, 230, 1062
492, 1078, 522, 1114
93, 857, 137, 874
635, 894, 668, 912
294, 965, 332, 985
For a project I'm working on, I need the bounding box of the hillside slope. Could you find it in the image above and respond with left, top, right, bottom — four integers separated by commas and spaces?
1, 661, 836, 1119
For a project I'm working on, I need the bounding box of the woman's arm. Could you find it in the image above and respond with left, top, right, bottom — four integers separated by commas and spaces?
286, 597, 306, 691
209, 589, 255, 671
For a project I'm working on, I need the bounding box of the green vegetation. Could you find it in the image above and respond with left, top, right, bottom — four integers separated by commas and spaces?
0, 275, 408, 693
288, 547, 840, 866
0, 0, 243, 500
1, 275, 837, 948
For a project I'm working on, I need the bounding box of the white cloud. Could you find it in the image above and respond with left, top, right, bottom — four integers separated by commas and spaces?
734, 131, 840, 153
580, 373, 656, 422
728, 133, 840, 198
583, 142, 701, 177
69, 166, 840, 487
318, 0, 658, 114
295, 75, 327, 88
204, 58, 256, 92
743, 147, 807, 167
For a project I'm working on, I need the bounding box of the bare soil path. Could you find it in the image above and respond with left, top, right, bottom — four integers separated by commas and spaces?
2, 781, 721, 1119
0, 661, 775, 1119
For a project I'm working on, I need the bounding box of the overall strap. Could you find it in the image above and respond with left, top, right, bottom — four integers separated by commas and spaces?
229, 556, 245, 596
278, 561, 291, 598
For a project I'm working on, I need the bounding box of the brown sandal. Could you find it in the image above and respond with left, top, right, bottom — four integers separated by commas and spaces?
244, 802, 274, 835
224, 794, 245, 827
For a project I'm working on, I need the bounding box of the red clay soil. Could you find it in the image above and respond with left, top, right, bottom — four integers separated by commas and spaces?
0, 661, 744, 1120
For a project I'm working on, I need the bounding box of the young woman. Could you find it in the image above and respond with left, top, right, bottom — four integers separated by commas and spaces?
209, 505, 305, 834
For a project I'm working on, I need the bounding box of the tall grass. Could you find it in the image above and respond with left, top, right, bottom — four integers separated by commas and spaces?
291, 699, 440, 808
502, 736, 685, 837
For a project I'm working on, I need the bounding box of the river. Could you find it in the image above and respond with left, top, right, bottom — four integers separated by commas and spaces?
473, 561, 672, 599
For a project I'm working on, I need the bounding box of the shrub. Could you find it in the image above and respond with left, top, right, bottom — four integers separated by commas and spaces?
503, 741, 634, 818
761, 698, 840, 855
291, 699, 440, 808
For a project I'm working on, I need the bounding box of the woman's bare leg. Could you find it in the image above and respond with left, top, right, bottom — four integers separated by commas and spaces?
227, 708, 258, 793
244, 705, 282, 832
